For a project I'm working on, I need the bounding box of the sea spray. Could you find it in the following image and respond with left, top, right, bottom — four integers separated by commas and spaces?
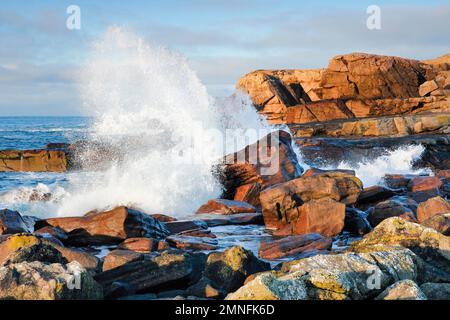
55, 27, 269, 217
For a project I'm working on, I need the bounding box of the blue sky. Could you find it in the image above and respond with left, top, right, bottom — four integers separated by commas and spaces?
0, 0, 449, 115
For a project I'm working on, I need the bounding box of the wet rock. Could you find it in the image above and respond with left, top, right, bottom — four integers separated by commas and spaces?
417, 196, 450, 223
259, 233, 332, 260
102, 249, 143, 272
34, 226, 68, 241
0, 261, 103, 300
420, 283, 450, 300
0, 209, 29, 235
407, 176, 442, 193
367, 199, 417, 227
260, 171, 362, 234
95, 251, 205, 298
185, 277, 226, 299
0, 149, 68, 172
375, 280, 426, 300
164, 220, 208, 235
166, 235, 218, 251
199, 213, 263, 227
151, 214, 177, 222
421, 214, 450, 235
35, 206, 170, 246
357, 186, 395, 205
196, 199, 256, 215
350, 217, 450, 273
204, 246, 270, 292
383, 174, 413, 189
218, 130, 303, 206
344, 208, 372, 235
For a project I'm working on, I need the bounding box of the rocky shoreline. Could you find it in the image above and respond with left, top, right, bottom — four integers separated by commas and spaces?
0, 52, 449, 300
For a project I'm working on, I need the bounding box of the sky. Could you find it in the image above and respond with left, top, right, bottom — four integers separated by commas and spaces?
0, 0, 449, 116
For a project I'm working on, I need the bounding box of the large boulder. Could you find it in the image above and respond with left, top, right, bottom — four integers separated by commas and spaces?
260, 171, 362, 235
375, 280, 426, 300
0, 261, 103, 300
350, 217, 450, 273
0, 209, 29, 235
218, 130, 303, 207
35, 206, 170, 246
367, 199, 417, 227
421, 214, 450, 235
228, 247, 421, 300
417, 196, 450, 223
196, 199, 256, 215
204, 246, 270, 292
259, 233, 332, 260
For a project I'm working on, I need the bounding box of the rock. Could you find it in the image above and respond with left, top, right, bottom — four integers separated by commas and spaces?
34, 226, 68, 241
204, 246, 270, 292
164, 220, 208, 235
375, 280, 426, 300
178, 229, 216, 238
421, 214, 450, 235
420, 283, 450, 300
417, 196, 450, 223
0, 209, 29, 235
0, 149, 68, 172
367, 199, 417, 227
166, 235, 218, 251
117, 237, 159, 253
0, 234, 67, 266
51, 244, 100, 273
302, 168, 356, 177
102, 250, 143, 272
350, 217, 450, 273
199, 212, 263, 227
95, 251, 205, 298
259, 233, 332, 260
0, 261, 103, 300
35, 206, 170, 246
185, 277, 226, 299
357, 186, 395, 205
233, 183, 261, 207
260, 171, 362, 234
407, 176, 442, 192
196, 199, 256, 215
383, 174, 413, 189
230, 247, 421, 300
151, 214, 177, 222
218, 130, 303, 206
419, 80, 439, 97
344, 208, 372, 235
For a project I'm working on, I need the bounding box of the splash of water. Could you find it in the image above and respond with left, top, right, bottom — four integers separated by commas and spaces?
329, 145, 430, 187
55, 27, 267, 217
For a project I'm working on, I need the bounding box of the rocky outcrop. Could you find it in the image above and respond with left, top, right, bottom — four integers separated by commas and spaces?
0, 261, 103, 300
259, 171, 362, 236
35, 206, 170, 246
0, 150, 68, 172
218, 130, 303, 207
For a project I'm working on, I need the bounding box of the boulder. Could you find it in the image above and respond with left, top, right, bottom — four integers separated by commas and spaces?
117, 237, 159, 253
150, 214, 177, 222
0, 149, 68, 172
51, 244, 100, 273
0, 261, 103, 300
163, 220, 208, 235
420, 283, 450, 300
204, 246, 270, 292
102, 249, 143, 272
95, 251, 205, 298
357, 186, 395, 205
199, 212, 263, 227
229, 247, 421, 300
375, 280, 426, 300
34, 226, 68, 241
421, 214, 450, 235
196, 199, 256, 215
166, 235, 218, 251
259, 171, 362, 234
218, 130, 303, 206
0, 209, 29, 235
419, 80, 439, 97
367, 199, 417, 227
344, 208, 372, 235
35, 206, 170, 246
185, 277, 226, 299
417, 196, 450, 223
350, 217, 450, 273
407, 176, 442, 192
259, 233, 332, 260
